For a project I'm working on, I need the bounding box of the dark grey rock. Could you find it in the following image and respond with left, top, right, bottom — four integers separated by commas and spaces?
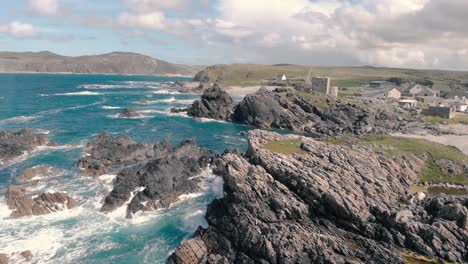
99, 138, 214, 218
77, 133, 171, 176
187, 81, 235, 121
118, 108, 140, 118
0, 128, 51, 165
169, 130, 468, 264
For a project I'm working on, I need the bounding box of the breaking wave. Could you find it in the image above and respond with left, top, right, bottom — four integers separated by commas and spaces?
54, 91, 103, 96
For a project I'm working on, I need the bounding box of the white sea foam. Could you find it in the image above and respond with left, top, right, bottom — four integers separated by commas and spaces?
54, 91, 102, 96
153, 90, 179, 95
196, 117, 227, 123
101, 105, 121, 110
0, 115, 38, 125
34, 129, 50, 135
107, 114, 153, 119
0, 100, 106, 125
79, 81, 165, 90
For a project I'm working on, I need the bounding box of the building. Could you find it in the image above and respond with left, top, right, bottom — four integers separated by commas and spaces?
421, 96, 445, 106
418, 87, 440, 97
422, 106, 456, 119
398, 99, 417, 108
369, 81, 396, 89
281, 74, 287, 81
311, 77, 330, 94
362, 87, 401, 99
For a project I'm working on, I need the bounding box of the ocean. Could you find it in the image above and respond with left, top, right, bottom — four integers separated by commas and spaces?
0, 73, 250, 263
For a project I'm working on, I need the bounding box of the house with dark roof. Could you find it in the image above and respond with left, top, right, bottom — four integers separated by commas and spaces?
361, 87, 401, 99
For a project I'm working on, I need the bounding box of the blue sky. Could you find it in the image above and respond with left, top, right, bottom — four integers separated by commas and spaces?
1, 0, 467, 70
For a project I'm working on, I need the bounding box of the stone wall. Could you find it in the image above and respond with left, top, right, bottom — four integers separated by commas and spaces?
422, 106, 456, 119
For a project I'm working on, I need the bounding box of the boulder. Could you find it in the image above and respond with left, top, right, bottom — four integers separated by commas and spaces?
5, 185, 76, 218
20, 250, 33, 261
168, 236, 207, 264
118, 108, 140, 118
77, 133, 171, 176
187, 81, 235, 121
0, 128, 51, 164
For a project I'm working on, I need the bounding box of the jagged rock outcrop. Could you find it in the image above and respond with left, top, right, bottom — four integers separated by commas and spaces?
186, 83, 431, 136
101, 139, 214, 218
5, 185, 76, 218
233, 87, 312, 130
0, 128, 51, 165
233, 88, 425, 136
16, 166, 61, 183
169, 130, 468, 264
187, 82, 235, 121
193, 69, 210, 83
77, 133, 171, 176
118, 108, 140, 118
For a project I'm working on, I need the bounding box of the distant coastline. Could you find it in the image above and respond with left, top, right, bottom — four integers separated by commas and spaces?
0, 71, 195, 78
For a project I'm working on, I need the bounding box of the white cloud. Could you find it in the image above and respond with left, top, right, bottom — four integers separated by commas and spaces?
123, 0, 191, 12
28, 0, 59, 16
0, 22, 38, 37
117, 12, 166, 30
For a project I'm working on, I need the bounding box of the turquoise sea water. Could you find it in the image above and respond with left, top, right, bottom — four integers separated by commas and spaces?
0, 74, 250, 263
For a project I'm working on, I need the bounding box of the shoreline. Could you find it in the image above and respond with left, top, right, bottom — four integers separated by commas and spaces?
0, 71, 195, 78
392, 124, 468, 155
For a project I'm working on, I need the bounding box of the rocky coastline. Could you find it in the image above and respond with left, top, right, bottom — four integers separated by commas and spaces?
0, 128, 53, 165
182, 81, 445, 137
78, 133, 215, 218
168, 130, 468, 264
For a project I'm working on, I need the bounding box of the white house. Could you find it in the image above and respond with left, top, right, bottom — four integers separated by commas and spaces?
362, 87, 401, 99
281, 74, 287, 81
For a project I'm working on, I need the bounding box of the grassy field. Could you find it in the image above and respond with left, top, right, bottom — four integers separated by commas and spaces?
323, 134, 468, 185
263, 138, 306, 155
424, 114, 468, 125
196, 64, 468, 88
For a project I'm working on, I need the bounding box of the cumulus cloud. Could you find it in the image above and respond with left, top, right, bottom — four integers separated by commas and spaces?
0, 22, 38, 38
16, 0, 468, 69
28, 0, 59, 16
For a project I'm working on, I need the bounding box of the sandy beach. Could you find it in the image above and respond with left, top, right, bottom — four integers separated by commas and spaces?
392, 124, 468, 155
224, 86, 279, 96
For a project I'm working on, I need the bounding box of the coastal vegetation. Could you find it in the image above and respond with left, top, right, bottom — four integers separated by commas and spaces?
424, 115, 468, 125
323, 134, 468, 185
263, 138, 306, 155
401, 252, 456, 264
195, 64, 468, 89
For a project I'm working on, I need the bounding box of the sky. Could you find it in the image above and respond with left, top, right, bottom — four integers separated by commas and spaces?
0, 0, 467, 70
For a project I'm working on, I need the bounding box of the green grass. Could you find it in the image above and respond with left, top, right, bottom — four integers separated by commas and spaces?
263, 138, 307, 155
197, 64, 468, 89
296, 91, 329, 109
401, 252, 456, 264
324, 134, 468, 185
424, 115, 468, 125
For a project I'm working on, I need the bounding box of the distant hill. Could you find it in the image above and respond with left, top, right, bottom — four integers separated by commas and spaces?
0, 51, 199, 76
194, 64, 468, 89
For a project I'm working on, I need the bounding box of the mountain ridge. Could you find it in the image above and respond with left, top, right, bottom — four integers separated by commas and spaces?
0, 51, 199, 76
